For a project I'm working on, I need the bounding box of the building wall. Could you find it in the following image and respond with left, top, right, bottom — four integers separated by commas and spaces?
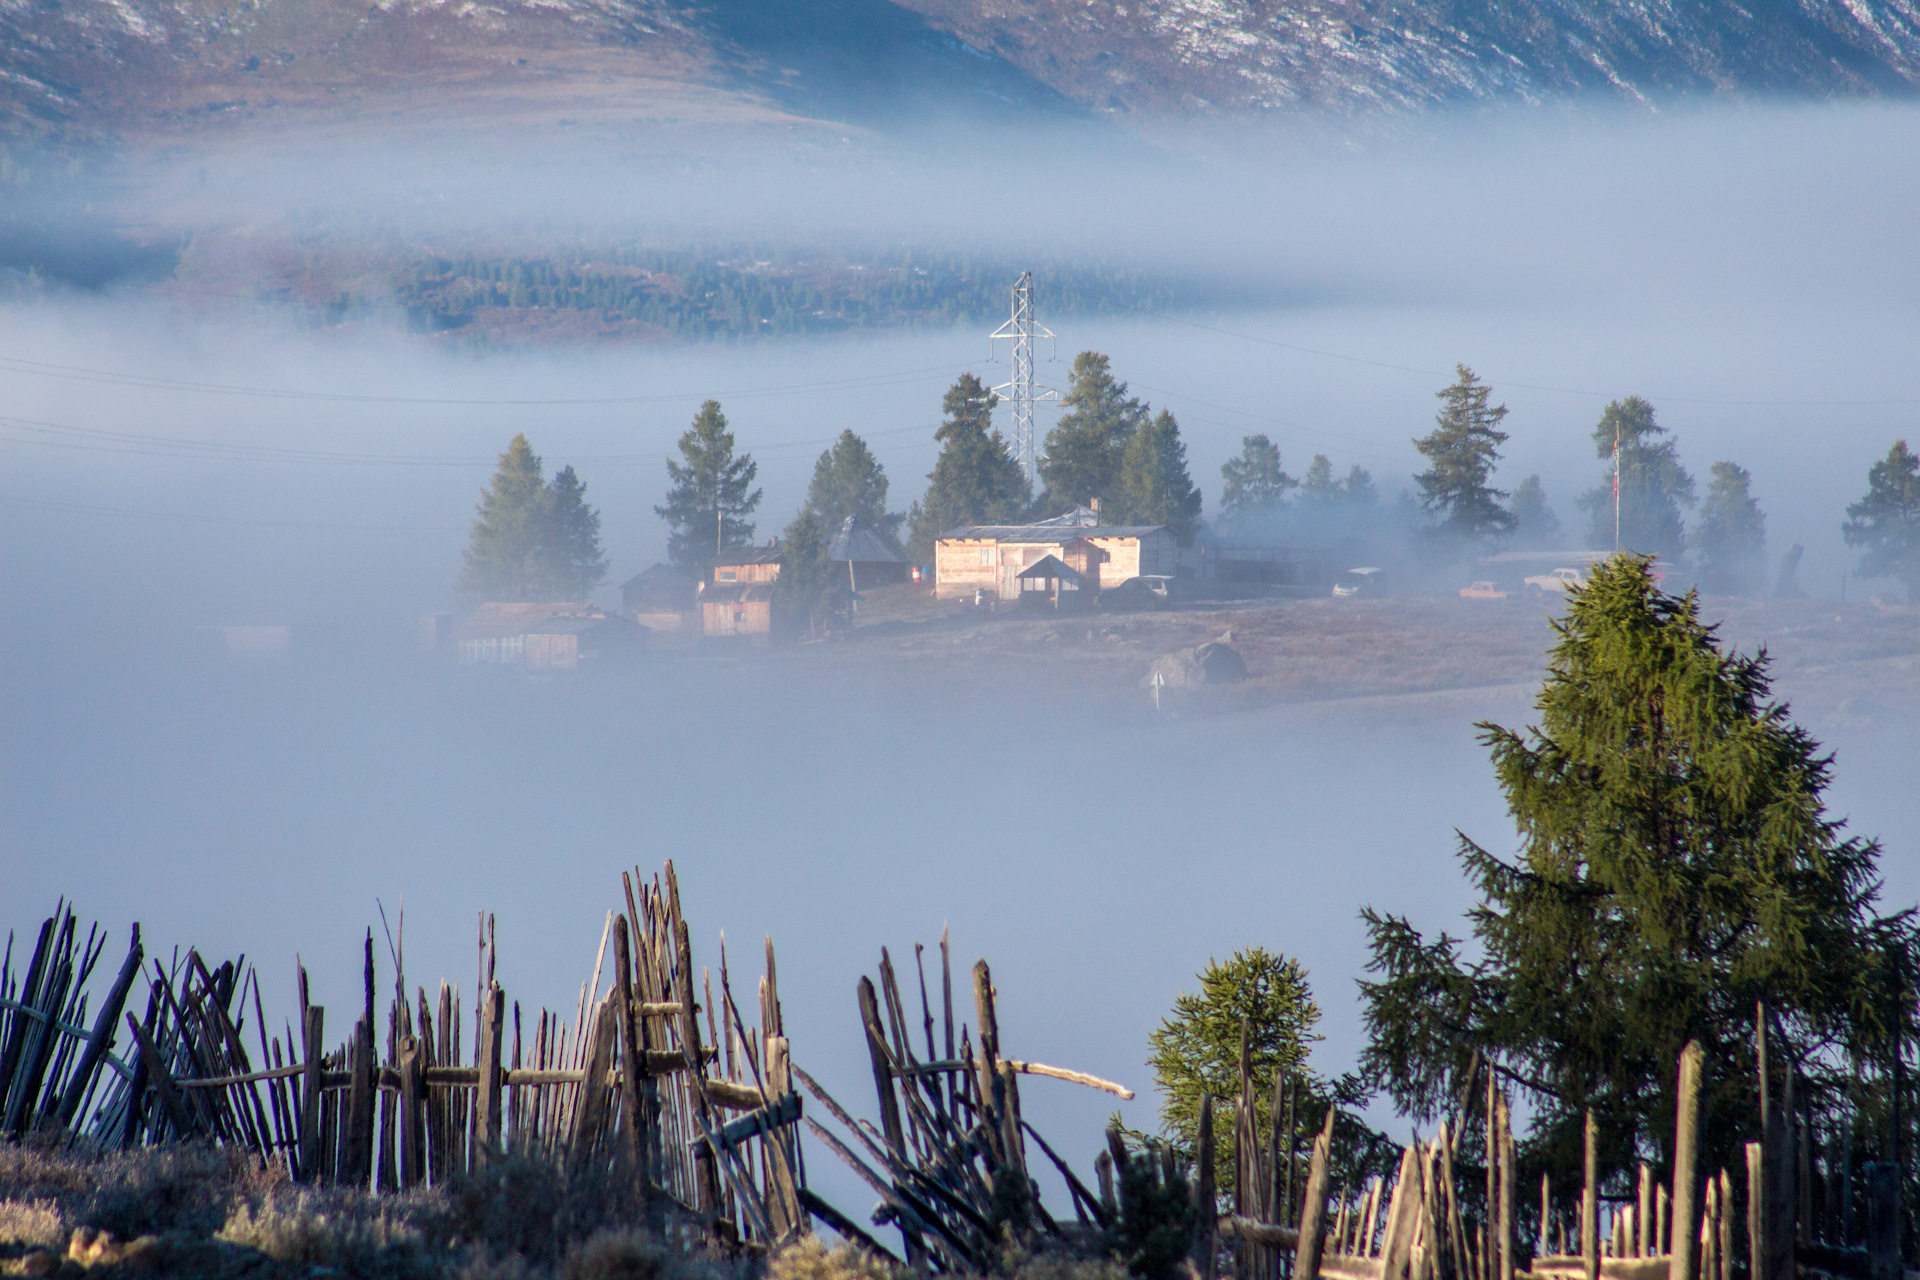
633, 612, 686, 633
703, 599, 772, 637
524, 633, 581, 671
934, 539, 1004, 599
937, 531, 1176, 598
714, 563, 781, 585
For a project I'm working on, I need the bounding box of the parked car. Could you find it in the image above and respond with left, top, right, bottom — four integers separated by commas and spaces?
1332, 567, 1385, 598
1459, 581, 1508, 600
1104, 575, 1175, 609
1525, 567, 1587, 594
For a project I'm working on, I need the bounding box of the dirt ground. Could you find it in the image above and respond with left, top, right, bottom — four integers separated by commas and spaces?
790, 582, 1920, 734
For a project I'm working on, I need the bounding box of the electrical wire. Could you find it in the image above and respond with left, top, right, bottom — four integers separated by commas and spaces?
0, 493, 462, 531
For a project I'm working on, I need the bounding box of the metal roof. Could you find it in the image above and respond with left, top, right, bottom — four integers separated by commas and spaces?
828, 516, 907, 564
713, 545, 785, 566
938, 524, 1165, 543
621, 562, 694, 590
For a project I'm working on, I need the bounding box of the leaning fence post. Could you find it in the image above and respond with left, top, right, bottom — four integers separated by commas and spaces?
55, 926, 143, 1130
1669, 1040, 1703, 1280
298, 1005, 325, 1182
1293, 1105, 1338, 1280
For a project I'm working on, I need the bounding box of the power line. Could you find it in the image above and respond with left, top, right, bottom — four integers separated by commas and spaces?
1132, 310, 1920, 408
0, 493, 462, 531
0, 355, 973, 407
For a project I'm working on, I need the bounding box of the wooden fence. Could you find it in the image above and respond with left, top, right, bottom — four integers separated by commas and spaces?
0, 865, 1133, 1265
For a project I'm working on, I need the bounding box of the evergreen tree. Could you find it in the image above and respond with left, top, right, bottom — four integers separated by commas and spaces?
1507, 475, 1563, 550
1342, 465, 1379, 508
1148, 948, 1323, 1197
458, 435, 607, 602
459, 434, 549, 601
537, 465, 610, 601
1219, 434, 1295, 530
1298, 455, 1339, 506
1842, 439, 1920, 601
1039, 352, 1148, 514
1579, 397, 1693, 558
773, 509, 850, 639
906, 374, 1031, 562
1113, 409, 1203, 544
1694, 461, 1767, 596
656, 400, 762, 576
1414, 365, 1514, 543
804, 429, 902, 539
1358, 556, 1903, 1199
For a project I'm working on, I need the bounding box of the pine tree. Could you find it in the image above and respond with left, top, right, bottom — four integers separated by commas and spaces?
1507, 475, 1563, 550
1148, 948, 1323, 1197
1038, 352, 1148, 514
1578, 397, 1693, 558
773, 509, 849, 638
1414, 365, 1514, 543
656, 400, 762, 577
1219, 434, 1295, 530
906, 374, 1031, 562
537, 465, 609, 601
1342, 465, 1379, 508
1841, 439, 1920, 601
1113, 409, 1202, 544
1694, 461, 1767, 596
1298, 455, 1339, 507
459, 434, 549, 601
1358, 556, 1902, 1197
804, 429, 901, 539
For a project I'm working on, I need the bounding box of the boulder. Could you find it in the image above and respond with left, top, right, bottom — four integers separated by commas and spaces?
1143, 639, 1248, 689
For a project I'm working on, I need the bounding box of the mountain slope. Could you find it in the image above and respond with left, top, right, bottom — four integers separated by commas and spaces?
890, 0, 1920, 111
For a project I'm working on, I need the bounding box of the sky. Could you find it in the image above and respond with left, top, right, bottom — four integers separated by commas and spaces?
4, 95, 1919, 1223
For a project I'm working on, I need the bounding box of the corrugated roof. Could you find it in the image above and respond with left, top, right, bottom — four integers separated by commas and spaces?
828, 516, 907, 564
621, 562, 694, 590
938, 524, 1166, 543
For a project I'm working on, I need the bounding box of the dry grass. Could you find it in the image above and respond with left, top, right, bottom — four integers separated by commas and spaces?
768, 1237, 902, 1280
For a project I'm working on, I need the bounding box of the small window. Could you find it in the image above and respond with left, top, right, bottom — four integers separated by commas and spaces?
718, 569, 737, 582
978, 548, 994, 566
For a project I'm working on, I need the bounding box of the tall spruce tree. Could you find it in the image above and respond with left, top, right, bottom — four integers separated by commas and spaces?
907, 374, 1030, 562
1219, 434, 1296, 530
1298, 455, 1339, 507
1113, 409, 1202, 544
1414, 365, 1514, 543
773, 509, 849, 638
1507, 475, 1563, 550
804, 429, 901, 539
656, 400, 762, 576
1039, 352, 1148, 514
1694, 461, 1767, 596
1579, 397, 1693, 558
1842, 439, 1920, 600
1358, 555, 1903, 1199
458, 435, 607, 602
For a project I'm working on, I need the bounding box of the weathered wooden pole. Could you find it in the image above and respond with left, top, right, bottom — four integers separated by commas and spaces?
1292, 1105, 1338, 1280
1582, 1109, 1599, 1280
612, 919, 646, 1175
1639, 1164, 1654, 1257
476, 984, 504, 1165
297, 1005, 325, 1182
1864, 1162, 1900, 1280
1541, 1172, 1553, 1259
1498, 1094, 1515, 1280
398, 1036, 424, 1188
1669, 1040, 1704, 1280
54, 926, 143, 1130
1198, 1094, 1219, 1280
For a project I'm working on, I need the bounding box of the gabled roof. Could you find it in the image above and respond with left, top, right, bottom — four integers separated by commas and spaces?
939, 524, 1166, 543
828, 515, 907, 564
1016, 554, 1085, 582
713, 545, 784, 566
621, 562, 694, 591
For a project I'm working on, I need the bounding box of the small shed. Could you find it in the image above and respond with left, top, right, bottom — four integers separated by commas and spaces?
701, 583, 775, 638
621, 563, 697, 632
521, 614, 647, 670
827, 515, 910, 589
712, 546, 784, 586
1016, 555, 1088, 610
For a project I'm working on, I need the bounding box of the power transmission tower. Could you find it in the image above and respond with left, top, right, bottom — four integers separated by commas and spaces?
988, 272, 1058, 486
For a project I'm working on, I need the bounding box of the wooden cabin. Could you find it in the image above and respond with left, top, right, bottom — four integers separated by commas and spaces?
621, 563, 697, 631
933, 520, 1176, 601
828, 515, 910, 589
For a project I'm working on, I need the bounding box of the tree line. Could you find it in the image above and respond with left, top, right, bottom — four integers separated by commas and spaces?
455, 364, 1920, 606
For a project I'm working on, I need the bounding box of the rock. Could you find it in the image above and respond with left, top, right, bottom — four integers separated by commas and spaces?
1142, 640, 1248, 689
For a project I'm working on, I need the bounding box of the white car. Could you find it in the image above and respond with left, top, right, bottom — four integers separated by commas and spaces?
1524, 567, 1586, 594
1332, 567, 1385, 598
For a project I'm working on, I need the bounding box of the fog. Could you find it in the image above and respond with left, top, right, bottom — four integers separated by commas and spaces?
5, 99, 1920, 1216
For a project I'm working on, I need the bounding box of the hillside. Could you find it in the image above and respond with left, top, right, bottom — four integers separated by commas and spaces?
7, 0, 1920, 141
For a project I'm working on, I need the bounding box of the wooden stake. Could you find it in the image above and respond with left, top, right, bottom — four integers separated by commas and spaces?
298, 1005, 324, 1182
1669, 1040, 1703, 1280
1583, 1109, 1599, 1280
1198, 1095, 1218, 1280
1293, 1106, 1338, 1280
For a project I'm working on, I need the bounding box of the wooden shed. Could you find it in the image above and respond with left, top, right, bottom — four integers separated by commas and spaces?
1015, 555, 1089, 610
827, 515, 910, 589
621, 563, 697, 631
701, 583, 775, 638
